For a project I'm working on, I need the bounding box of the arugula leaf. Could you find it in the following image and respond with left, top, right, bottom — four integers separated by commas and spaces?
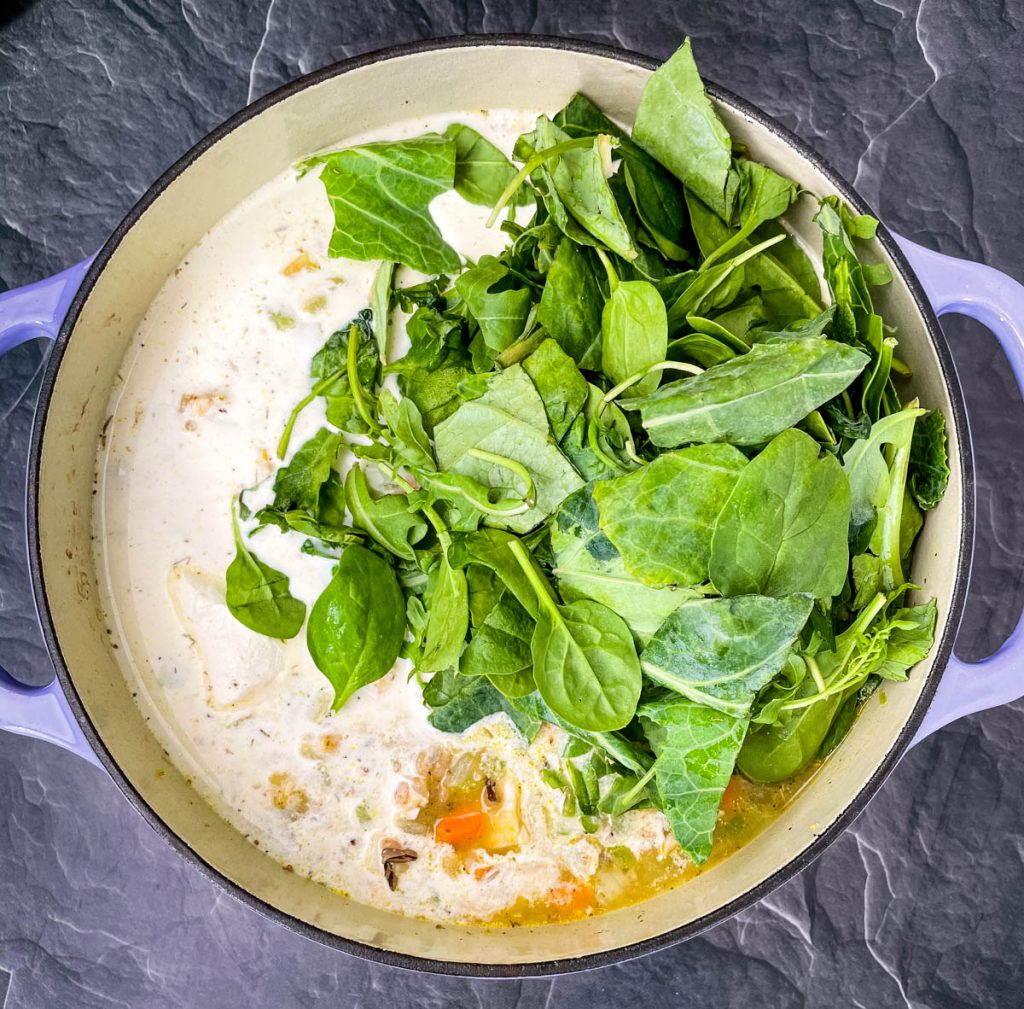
306, 545, 405, 709
633, 38, 738, 221
344, 464, 426, 561
511, 540, 642, 732
639, 697, 748, 864
433, 365, 583, 533
552, 486, 694, 645
536, 239, 605, 368
444, 122, 524, 208
640, 594, 813, 716
601, 278, 668, 396
909, 409, 949, 511
225, 508, 307, 638
272, 428, 342, 512
522, 338, 589, 441
710, 429, 851, 599
595, 445, 747, 587
454, 255, 532, 359
304, 135, 460, 274
623, 338, 869, 447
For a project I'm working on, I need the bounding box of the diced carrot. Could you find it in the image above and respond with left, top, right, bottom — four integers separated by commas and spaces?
720, 774, 744, 815
548, 881, 594, 913
434, 808, 486, 846
282, 250, 319, 275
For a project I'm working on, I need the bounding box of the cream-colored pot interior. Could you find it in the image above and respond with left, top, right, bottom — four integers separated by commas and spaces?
36, 42, 965, 968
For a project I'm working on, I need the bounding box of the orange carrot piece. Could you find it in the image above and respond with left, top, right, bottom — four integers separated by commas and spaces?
720, 774, 744, 815
548, 881, 594, 913
434, 809, 486, 846
282, 250, 319, 275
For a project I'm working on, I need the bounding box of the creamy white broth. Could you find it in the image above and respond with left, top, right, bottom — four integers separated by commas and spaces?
93, 109, 683, 924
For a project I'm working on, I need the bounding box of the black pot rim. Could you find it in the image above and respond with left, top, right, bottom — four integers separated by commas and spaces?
26, 32, 973, 979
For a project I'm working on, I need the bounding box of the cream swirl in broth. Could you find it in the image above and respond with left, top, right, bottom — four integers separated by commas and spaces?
93, 109, 686, 924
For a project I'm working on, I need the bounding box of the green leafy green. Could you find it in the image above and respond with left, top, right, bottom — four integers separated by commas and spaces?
536, 239, 605, 368
601, 277, 668, 396
454, 256, 532, 359
305, 135, 460, 274
909, 409, 950, 511
445, 122, 525, 208
710, 429, 851, 599
595, 445, 747, 587
344, 464, 426, 561
639, 697, 748, 864
522, 338, 589, 441
623, 338, 869, 447
640, 594, 813, 715
272, 428, 343, 512
306, 545, 406, 709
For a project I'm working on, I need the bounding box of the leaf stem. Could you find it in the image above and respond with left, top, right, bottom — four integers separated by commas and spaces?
594, 248, 619, 292
347, 323, 378, 433
508, 538, 562, 623
485, 137, 601, 228
600, 361, 705, 413
466, 448, 537, 507
276, 367, 344, 459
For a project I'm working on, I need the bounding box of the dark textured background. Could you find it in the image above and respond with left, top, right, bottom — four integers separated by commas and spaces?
2, 1, 1023, 1005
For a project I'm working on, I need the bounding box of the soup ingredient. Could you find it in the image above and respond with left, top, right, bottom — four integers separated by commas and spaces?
306, 544, 406, 709
909, 409, 950, 511
303, 135, 461, 274
220, 36, 949, 871
225, 507, 306, 639
381, 842, 418, 891
710, 429, 851, 599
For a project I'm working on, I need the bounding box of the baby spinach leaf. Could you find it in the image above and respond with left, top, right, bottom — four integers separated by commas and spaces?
909, 409, 949, 511
225, 509, 306, 638
551, 486, 693, 645
639, 697, 748, 864
310, 316, 380, 433
560, 383, 636, 481
306, 544, 406, 710
444, 122, 524, 208
595, 445, 747, 587
398, 364, 472, 432
304, 135, 460, 274
633, 38, 738, 221
536, 239, 605, 368
623, 338, 869, 448
710, 429, 851, 599
272, 428, 343, 513
601, 279, 668, 396
532, 116, 636, 260
344, 464, 427, 562
454, 256, 532, 359
418, 554, 469, 673
433, 365, 583, 533
522, 338, 589, 441
640, 594, 813, 716
448, 527, 540, 620
511, 540, 642, 732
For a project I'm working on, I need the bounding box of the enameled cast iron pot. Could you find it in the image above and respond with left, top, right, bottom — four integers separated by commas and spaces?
2, 37, 1024, 977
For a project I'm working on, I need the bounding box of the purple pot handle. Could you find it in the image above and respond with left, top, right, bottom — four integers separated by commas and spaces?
894, 235, 1024, 745
0, 257, 101, 768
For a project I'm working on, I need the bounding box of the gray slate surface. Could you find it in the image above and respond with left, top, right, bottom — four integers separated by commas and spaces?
1, 0, 1023, 1005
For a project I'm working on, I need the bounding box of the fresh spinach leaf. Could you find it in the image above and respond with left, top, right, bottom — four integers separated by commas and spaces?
710, 429, 851, 599
536, 239, 605, 368
304, 135, 460, 274
461, 587, 534, 678
225, 508, 307, 638
454, 255, 532, 359
909, 409, 949, 511
370, 261, 394, 364
639, 697, 748, 864
633, 38, 738, 221
310, 315, 380, 433
640, 594, 813, 716
595, 445, 747, 587
623, 338, 869, 448
306, 544, 406, 709
602, 278, 669, 396
560, 383, 636, 481
511, 540, 642, 732
445, 122, 525, 208
377, 389, 436, 472
418, 553, 469, 673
